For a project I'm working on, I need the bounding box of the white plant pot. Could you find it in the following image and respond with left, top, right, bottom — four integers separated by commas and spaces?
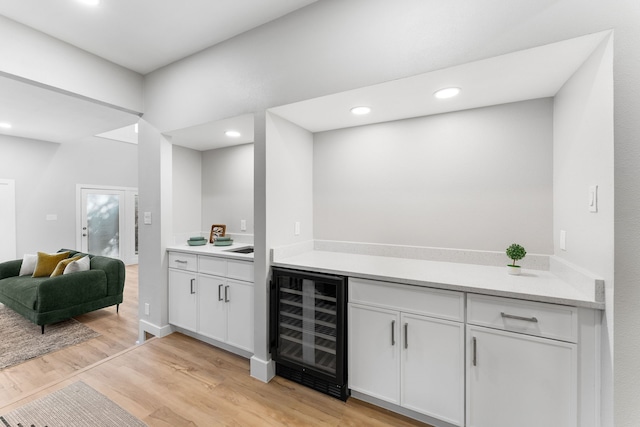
507, 265, 521, 275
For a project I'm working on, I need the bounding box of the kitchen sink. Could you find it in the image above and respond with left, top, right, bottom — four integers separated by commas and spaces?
224, 246, 254, 254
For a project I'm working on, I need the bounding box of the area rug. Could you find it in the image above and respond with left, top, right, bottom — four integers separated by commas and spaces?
0, 304, 100, 370
0, 381, 146, 427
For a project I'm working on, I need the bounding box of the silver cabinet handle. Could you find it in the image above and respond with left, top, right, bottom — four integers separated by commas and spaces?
224, 285, 230, 302
174, 259, 188, 264
404, 323, 408, 349
472, 337, 477, 366
190, 278, 195, 294
218, 284, 223, 301
501, 312, 538, 323
391, 320, 395, 346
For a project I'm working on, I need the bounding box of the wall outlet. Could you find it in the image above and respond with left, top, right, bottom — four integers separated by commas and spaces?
560, 230, 567, 251
589, 185, 598, 213
144, 303, 150, 316
143, 211, 152, 225
294, 221, 301, 236
241, 219, 247, 231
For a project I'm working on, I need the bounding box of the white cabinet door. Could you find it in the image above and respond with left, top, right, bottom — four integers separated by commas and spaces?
348, 303, 401, 404
467, 325, 577, 427
197, 274, 227, 342
401, 313, 464, 426
168, 269, 197, 331
226, 279, 254, 352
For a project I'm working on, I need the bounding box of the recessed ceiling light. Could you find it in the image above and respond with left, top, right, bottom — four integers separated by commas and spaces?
434, 87, 461, 99
350, 106, 371, 115
78, 0, 100, 5
0, 122, 12, 129
225, 130, 241, 138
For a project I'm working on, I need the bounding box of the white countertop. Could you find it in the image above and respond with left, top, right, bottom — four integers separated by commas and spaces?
167, 242, 254, 261
272, 250, 604, 310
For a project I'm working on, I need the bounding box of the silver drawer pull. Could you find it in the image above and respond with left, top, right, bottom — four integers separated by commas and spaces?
391, 320, 395, 346
174, 260, 188, 264
501, 312, 538, 323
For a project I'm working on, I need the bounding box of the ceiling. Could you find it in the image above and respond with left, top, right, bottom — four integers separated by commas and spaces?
0, 0, 318, 75
165, 114, 254, 151
0, 0, 317, 145
270, 31, 609, 133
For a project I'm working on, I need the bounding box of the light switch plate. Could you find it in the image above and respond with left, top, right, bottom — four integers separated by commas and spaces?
294, 221, 301, 236
241, 219, 247, 231
560, 230, 567, 251
143, 211, 152, 225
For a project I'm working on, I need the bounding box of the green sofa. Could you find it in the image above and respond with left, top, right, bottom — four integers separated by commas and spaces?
0, 249, 125, 333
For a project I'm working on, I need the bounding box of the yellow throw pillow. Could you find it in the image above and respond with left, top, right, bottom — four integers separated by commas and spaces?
32, 252, 70, 278
50, 255, 83, 277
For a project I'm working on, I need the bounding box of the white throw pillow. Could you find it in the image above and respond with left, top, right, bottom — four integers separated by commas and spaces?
18, 254, 38, 276
63, 255, 91, 275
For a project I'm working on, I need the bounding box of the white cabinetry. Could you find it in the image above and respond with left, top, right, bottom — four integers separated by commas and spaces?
466, 294, 578, 427
349, 278, 465, 426
168, 269, 197, 331
168, 250, 254, 356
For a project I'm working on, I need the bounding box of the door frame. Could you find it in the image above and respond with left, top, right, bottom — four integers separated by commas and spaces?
76, 184, 138, 265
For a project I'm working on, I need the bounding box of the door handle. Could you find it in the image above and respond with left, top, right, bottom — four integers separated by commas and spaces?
472, 337, 477, 366
404, 323, 408, 349
391, 320, 395, 346
224, 285, 229, 302
218, 284, 223, 301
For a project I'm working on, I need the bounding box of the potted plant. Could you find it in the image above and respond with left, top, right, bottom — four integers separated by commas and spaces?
505, 243, 526, 275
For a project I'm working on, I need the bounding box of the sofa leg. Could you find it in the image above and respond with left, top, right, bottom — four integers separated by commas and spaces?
116, 304, 119, 314
41, 325, 45, 334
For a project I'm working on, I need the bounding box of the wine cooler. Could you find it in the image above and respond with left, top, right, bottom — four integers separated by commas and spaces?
270, 267, 348, 400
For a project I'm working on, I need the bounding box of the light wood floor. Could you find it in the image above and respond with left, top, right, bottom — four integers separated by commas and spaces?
0, 265, 431, 426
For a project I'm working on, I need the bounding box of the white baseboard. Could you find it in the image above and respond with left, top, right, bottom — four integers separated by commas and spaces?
138, 319, 173, 343
250, 355, 275, 383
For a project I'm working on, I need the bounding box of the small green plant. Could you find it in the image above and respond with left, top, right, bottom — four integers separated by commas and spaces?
505, 243, 526, 267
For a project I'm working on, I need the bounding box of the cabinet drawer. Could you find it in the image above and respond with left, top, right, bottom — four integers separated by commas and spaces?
350, 278, 464, 322
227, 260, 253, 282
199, 256, 227, 276
168, 252, 197, 272
467, 294, 578, 343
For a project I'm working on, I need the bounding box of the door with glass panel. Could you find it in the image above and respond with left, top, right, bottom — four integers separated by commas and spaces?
80, 189, 125, 258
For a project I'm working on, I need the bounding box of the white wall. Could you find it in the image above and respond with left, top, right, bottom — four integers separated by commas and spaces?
0, 16, 142, 112
139, 2, 640, 423
0, 134, 138, 256
266, 113, 314, 248
554, 35, 615, 417
172, 144, 202, 241
314, 99, 553, 253
201, 143, 254, 237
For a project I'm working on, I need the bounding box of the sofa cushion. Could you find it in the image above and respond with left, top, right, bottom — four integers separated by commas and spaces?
33, 252, 70, 278
19, 254, 37, 276
51, 255, 83, 277
0, 276, 49, 309
63, 256, 90, 275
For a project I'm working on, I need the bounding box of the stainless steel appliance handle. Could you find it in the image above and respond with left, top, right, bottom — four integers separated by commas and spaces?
391, 320, 395, 346
501, 312, 538, 323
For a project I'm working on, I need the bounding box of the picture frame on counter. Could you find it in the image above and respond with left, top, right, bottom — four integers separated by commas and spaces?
209, 224, 226, 243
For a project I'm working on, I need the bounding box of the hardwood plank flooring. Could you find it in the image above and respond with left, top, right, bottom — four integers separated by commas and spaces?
0, 264, 139, 403
0, 265, 433, 426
